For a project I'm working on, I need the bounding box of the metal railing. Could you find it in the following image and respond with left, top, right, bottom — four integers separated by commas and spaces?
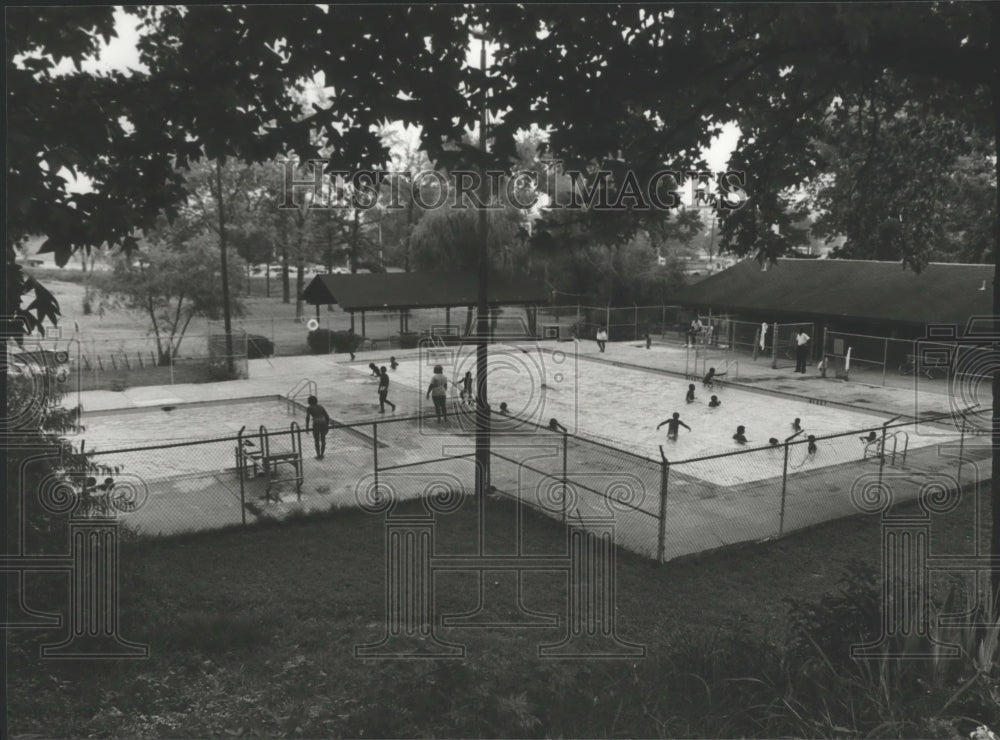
285, 378, 317, 412
75, 402, 987, 563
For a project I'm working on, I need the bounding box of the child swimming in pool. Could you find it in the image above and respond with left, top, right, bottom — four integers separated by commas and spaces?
368, 362, 380, 377
807, 435, 818, 456
702, 367, 726, 389
708, 395, 721, 408
792, 418, 802, 434
656, 412, 691, 441
733, 425, 748, 445
685, 384, 696, 403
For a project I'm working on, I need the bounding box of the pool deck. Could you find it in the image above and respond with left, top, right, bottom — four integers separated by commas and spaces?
63, 340, 992, 559
65, 338, 968, 421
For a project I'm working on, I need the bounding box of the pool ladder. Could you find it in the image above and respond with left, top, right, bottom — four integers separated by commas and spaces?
286, 378, 317, 414
236, 422, 304, 502
863, 431, 910, 466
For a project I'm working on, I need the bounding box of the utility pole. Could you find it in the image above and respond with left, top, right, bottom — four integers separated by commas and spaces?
474, 30, 491, 498
215, 159, 235, 377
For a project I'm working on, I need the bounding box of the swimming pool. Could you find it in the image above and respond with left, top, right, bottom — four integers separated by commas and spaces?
73, 396, 305, 449
352, 346, 960, 486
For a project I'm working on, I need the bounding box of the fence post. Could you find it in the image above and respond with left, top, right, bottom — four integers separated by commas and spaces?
605, 304, 611, 337
771, 322, 779, 369
373, 421, 379, 492
633, 304, 638, 341
661, 305, 666, 338
881, 337, 889, 387
658, 448, 669, 563
239, 447, 247, 525
779, 440, 791, 538
561, 430, 568, 524
957, 423, 966, 492
169, 353, 174, 385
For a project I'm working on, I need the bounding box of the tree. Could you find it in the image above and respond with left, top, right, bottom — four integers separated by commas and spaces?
10, 4, 1000, 605
479, 3, 998, 609
804, 78, 996, 263
95, 222, 245, 366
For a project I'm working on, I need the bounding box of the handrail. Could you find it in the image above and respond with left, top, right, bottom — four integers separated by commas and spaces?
286, 378, 317, 414
889, 430, 909, 466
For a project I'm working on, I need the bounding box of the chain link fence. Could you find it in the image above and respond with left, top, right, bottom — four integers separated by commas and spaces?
822, 331, 994, 401
71, 404, 986, 564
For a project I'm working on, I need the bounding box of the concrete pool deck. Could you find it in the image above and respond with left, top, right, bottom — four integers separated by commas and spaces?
63, 340, 991, 558
64, 338, 971, 422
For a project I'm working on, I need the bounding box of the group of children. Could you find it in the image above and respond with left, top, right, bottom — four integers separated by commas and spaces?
301, 357, 401, 459
658, 367, 821, 455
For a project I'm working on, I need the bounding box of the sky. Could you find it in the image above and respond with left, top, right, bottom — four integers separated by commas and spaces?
57, 8, 740, 188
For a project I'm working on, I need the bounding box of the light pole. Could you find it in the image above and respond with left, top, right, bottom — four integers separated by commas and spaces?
472, 28, 491, 499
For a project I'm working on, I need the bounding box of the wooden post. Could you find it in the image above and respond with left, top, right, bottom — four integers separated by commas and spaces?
361, 310, 366, 337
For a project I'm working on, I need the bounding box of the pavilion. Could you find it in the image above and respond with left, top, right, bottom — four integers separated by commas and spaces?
301, 271, 550, 338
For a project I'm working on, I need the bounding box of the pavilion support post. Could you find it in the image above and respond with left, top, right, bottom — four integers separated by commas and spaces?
350, 311, 355, 334
399, 311, 404, 335
315, 304, 320, 321
361, 310, 366, 337
446, 307, 451, 334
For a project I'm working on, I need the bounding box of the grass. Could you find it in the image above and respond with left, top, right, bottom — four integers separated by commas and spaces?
8, 483, 997, 738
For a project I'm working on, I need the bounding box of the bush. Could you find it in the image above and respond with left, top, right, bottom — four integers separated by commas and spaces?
784, 561, 882, 671
307, 328, 362, 354
246, 333, 274, 359
398, 331, 420, 349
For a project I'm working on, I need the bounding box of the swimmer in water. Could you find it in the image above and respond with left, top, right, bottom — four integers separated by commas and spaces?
656, 412, 691, 441
708, 395, 721, 408
733, 425, 748, 445
703, 367, 726, 389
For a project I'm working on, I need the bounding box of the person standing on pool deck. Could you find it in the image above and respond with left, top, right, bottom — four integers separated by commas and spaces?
426, 364, 449, 422
596, 326, 608, 353
656, 412, 691, 441
794, 329, 811, 373
377, 366, 396, 414
459, 370, 474, 406
687, 317, 704, 347
645, 331, 652, 349
304, 395, 331, 460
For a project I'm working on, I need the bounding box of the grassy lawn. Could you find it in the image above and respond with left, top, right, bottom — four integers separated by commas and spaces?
29, 268, 480, 362
9, 485, 992, 738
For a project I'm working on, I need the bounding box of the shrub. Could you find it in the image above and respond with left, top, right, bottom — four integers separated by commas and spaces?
307, 328, 362, 354
246, 333, 274, 359
784, 561, 882, 671
398, 331, 420, 349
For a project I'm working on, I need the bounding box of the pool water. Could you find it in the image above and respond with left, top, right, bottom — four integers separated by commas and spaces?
73, 396, 304, 449
355, 346, 958, 486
